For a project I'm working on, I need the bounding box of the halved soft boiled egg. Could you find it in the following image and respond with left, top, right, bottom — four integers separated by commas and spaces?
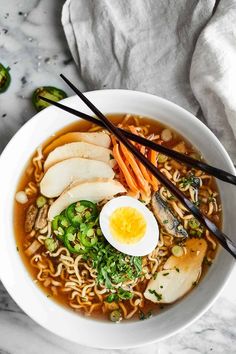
99, 196, 159, 256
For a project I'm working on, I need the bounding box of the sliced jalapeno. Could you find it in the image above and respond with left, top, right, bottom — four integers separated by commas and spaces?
64, 226, 85, 254
32, 86, 67, 112
52, 214, 70, 241
80, 228, 98, 248
0, 63, 11, 93
66, 201, 98, 227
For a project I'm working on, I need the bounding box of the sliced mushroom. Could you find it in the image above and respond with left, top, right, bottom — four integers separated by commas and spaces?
144, 238, 207, 304
25, 205, 38, 233
35, 204, 48, 230
152, 192, 188, 238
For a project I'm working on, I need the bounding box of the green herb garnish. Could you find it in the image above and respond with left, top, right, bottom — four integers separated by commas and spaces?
148, 289, 162, 301
180, 175, 201, 189
139, 310, 152, 320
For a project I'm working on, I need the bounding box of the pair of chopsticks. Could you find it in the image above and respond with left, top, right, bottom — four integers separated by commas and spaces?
39, 74, 236, 260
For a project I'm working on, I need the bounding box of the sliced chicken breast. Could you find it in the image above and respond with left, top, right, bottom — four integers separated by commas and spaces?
48, 179, 126, 220
44, 142, 115, 171
144, 238, 207, 303
44, 131, 111, 155
40, 158, 115, 198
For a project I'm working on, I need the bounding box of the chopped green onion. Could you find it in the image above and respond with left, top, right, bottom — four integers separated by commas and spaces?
109, 310, 122, 322
157, 154, 168, 163
117, 288, 133, 300
106, 293, 119, 303
75, 205, 86, 213
86, 229, 94, 237
171, 245, 184, 257
148, 289, 162, 301
197, 229, 203, 237
45, 238, 57, 252
36, 195, 47, 208
96, 228, 102, 236
189, 218, 200, 230
139, 310, 152, 320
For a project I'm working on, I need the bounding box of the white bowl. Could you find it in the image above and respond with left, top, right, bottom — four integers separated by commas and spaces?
0, 90, 235, 349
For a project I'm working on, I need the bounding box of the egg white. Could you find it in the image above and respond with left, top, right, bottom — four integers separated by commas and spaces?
99, 196, 159, 256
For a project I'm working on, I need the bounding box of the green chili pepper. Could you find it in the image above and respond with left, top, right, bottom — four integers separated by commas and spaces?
66, 201, 98, 227
32, 86, 67, 112
52, 214, 70, 241
0, 63, 11, 93
64, 226, 85, 254
80, 228, 98, 248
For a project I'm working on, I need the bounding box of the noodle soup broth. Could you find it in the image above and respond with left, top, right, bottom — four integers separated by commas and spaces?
14, 114, 221, 322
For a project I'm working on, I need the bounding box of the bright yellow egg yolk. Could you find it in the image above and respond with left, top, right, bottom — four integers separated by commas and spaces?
109, 207, 147, 244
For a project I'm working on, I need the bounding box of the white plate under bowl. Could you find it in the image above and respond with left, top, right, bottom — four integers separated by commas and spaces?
0, 90, 235, 349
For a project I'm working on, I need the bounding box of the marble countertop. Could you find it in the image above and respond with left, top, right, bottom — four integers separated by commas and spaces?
0, 1, 236, 353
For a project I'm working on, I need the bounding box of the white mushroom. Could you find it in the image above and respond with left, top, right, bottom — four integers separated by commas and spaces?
40, 158, 115, 198
144, 238, 207, 304
48, 179, 126, 220
44, 142, 115, 171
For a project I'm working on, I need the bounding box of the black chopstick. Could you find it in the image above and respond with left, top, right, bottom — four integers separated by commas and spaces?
39, 96, 236, 186
58, 74, 236, 260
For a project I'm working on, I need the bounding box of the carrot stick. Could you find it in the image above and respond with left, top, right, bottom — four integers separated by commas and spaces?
113, 144, 139, 192
120, 143, 150, 194
110, 135, 117, 147
149, 149, 160, 191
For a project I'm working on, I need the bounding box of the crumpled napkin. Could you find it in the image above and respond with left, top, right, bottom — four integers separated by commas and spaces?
190, 0, 236, 164
62, 0, 236, 164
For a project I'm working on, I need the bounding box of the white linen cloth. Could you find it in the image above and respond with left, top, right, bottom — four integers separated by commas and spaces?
190, 0, 236, 164
62, 0, 236, 164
